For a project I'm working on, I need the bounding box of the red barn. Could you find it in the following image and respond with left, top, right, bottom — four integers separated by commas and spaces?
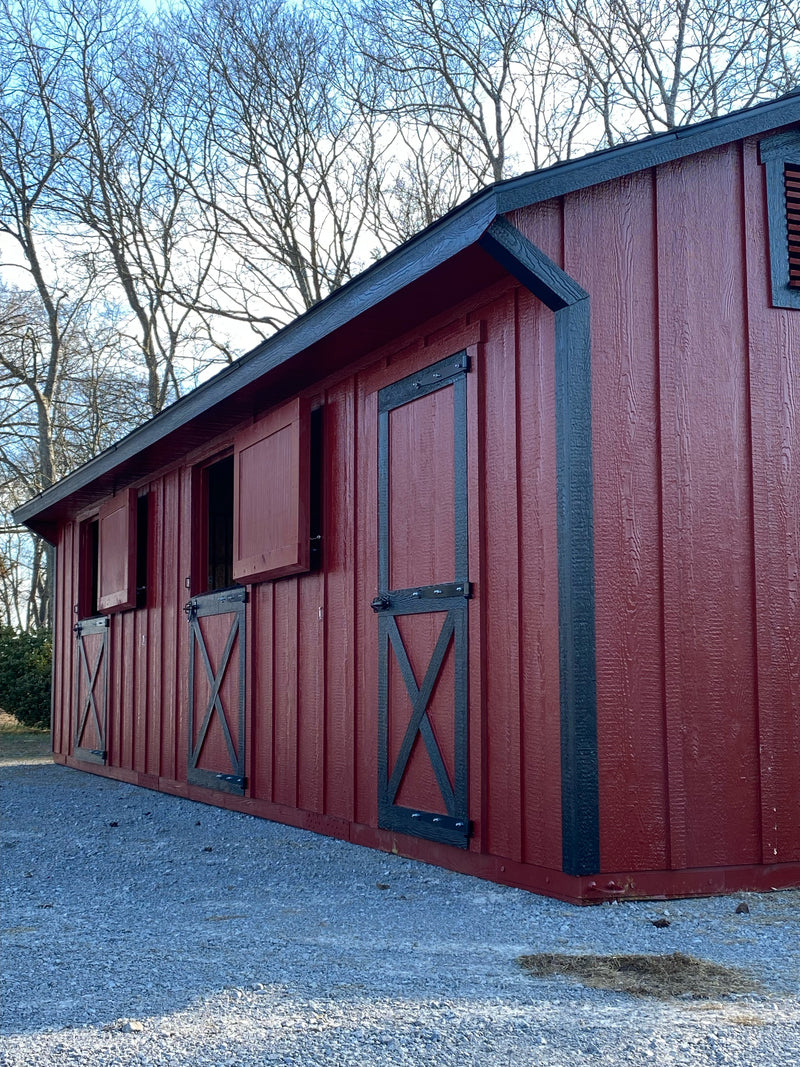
16, 94, 800, 903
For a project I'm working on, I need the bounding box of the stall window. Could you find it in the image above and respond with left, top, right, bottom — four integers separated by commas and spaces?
78, 517, 100, 618
233, 397, 311, 584
205, 454, 235, 591
97, 488, 137, 612
135, 493, 149, 609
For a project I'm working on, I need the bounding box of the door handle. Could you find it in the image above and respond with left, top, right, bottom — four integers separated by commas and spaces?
371, 594, 391, 613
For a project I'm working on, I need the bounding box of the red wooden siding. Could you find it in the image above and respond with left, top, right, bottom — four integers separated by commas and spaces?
509, 133, 799, 879
97, 489, 137, 612
234, 398, 310, 583
49, 127, 800, 900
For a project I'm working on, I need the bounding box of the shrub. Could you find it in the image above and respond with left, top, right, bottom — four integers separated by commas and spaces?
0, 627, 52, 729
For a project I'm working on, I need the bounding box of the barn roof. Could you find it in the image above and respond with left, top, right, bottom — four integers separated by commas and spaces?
15, 90, 800, 539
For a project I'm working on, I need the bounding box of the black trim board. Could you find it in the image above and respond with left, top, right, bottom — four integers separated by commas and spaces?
15, 94, 799, 535
759, 129, 800, 310
480, 219, 600, 877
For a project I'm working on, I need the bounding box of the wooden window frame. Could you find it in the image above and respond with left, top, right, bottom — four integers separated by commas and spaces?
759, 130, 800, 311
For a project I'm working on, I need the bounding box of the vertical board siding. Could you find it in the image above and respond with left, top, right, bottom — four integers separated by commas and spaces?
249, 580, 274, 801
297, 567, 325, 813
513, 288, 562, 871
566, 173, 669, 873
272, 578, 299, 808
743, 138, 800, 863
145, 481, 160, 775
478, 290, 523, 862
323, 380, 357, 821
656, 145, 761, 870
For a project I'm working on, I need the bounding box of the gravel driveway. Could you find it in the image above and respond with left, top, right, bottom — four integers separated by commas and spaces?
2, 757, 799, 1066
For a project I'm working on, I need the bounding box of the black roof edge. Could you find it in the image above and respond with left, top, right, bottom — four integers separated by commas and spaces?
14, 91, 800, 528
496, 88, 800, 213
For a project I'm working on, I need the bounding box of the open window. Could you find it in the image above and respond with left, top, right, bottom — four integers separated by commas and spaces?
759, 130, 800, 310
233, 397, 311, 584
78, 516, 100, 618
204, 453, 235, 592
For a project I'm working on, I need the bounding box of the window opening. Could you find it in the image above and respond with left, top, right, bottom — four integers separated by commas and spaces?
309, 406, 323, 571
79, 517, 100, 618
206, 455, 235, 592
136, 493, 149, 609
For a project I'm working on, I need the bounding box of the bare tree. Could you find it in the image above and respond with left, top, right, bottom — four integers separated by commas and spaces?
348, 0, 544, 185
539, 0, 800, 144
172, 0, 387, 333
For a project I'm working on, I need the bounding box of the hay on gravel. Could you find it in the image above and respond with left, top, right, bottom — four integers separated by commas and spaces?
517, 951, 761, 999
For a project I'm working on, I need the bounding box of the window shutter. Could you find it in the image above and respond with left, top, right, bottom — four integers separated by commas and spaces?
233, 397, 310, 584
786, 163, 800, 290
97, 488, 137, 612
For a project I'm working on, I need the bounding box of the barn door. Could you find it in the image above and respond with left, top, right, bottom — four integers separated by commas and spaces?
374, 351, 472, 848
73, 615, 110, 764
185, 587, 247, 795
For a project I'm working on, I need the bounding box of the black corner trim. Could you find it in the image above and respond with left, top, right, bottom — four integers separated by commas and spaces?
759, 129, 800, 310
480, 218, 600, 878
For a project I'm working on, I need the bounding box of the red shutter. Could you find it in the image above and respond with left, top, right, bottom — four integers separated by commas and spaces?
97, 488, 137, 612
233, 397, 310, 584
786, 163, 800, 290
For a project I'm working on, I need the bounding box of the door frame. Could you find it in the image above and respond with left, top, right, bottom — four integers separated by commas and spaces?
364, 325, 485, 851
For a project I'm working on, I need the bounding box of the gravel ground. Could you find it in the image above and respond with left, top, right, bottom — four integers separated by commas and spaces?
1, 758, 799, 1066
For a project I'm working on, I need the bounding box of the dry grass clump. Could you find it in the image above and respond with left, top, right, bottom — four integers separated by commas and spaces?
518, 950, 761, 1000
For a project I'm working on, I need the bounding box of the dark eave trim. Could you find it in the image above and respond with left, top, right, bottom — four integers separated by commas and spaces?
15, 93, 799, 531
14, 192, 498, 528
496, 90, 800, 214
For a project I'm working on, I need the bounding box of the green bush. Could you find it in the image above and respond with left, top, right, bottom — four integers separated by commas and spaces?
0, 627, 52, 729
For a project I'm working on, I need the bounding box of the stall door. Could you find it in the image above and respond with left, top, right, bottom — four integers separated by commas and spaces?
373, 351, 472, 848
185, 587, 247, 795
73, 616, 109, 764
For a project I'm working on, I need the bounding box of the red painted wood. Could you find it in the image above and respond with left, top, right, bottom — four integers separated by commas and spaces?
565, 172, 670, 873
233, 398, 310, 583
248, 580, 274, 802
478, 289, 523, 863
145, 483, 162, 777
512, 285, 562, 871
45, 133, 800, 900
322, 380, 356, 821
97, 488, 137, 612
743, 137, 800, 864
657, 144, 761, 870
272, 578, 299, 808
354, 374, 379, 828
297, 563, 325, 813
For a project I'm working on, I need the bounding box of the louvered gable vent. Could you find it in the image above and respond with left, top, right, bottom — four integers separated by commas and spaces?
787, 162, 800, 290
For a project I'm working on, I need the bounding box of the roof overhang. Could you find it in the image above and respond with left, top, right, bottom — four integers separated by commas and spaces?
15, 90, 800, 540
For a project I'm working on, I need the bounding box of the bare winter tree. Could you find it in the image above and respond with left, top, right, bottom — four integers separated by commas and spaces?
538, 0, 800, 143
54, 0, 236, 415
347, 0, 544, 185
173, 0, 387, 334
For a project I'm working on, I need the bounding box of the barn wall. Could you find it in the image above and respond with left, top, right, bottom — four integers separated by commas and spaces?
51, 282, 565, 875
509, 134, 800, 875
50, 128, 800, 893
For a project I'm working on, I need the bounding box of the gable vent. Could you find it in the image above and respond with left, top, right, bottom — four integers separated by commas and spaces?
787, 163, 800, 290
